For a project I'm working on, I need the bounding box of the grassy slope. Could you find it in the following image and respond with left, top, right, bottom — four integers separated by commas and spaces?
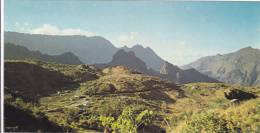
4, 60, 260, 132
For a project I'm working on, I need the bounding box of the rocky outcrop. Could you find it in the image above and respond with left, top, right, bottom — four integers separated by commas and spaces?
224, 89, 257, 101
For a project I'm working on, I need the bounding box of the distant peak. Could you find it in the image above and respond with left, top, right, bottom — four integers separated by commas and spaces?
238, 46, 256, 52
128, 51, 136, 56
243, 46, 253, 49
114, 49, 137, 58
116, 49, 127, 54
145, 46, 152, 49
132, 44, 144, 49
122, 45, 129, 49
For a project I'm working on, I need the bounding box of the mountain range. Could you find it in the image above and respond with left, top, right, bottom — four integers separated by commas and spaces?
5, 43, 83, 65
96, 49, 218, 84
6, 31, 216, 84
5, 31, 260, 86
4, 32, 260, 132
183, 47, 260, 86
5, 31, 164, 71
5, 31, 117, 64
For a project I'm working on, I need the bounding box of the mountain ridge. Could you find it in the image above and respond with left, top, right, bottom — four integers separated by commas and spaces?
5, 43, 83, 65
183, 46, 260, 86
5, 31, 166, 72
4, 31, 118, 64
121, 44, 165, 71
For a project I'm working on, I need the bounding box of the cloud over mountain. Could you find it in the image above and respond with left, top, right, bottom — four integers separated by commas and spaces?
30, 24, 96, 37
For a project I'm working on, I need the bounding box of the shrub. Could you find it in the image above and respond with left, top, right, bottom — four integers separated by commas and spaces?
182, 111, 236, 133
113, 105, 155, 133
98, 105, 155, 133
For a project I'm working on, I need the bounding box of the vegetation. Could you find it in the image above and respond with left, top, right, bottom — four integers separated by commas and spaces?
4, 60, 260, 132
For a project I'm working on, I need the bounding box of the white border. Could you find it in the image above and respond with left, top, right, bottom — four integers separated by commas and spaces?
1, 0, 4, 132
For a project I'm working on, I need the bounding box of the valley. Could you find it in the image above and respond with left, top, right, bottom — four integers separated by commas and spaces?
4, 60, 260, 132
4, 2, 260, 133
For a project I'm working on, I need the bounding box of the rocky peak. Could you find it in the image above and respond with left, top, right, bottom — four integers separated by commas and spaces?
238, 46, 258, 53
109, 49, 148, 73
132, 44, 144, 49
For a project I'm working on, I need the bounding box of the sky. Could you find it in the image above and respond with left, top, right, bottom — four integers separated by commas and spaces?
4, 1, 260, 65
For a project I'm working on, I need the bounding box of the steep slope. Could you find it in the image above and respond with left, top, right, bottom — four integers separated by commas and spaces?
183, 47, 260, 86
5, 43, 83, 64
5, 31, 118, 64
5, 61, 76, 102
5, 104, 64, 132
160, 61, 219, 84
5, 60, 101, 102
122, 44, 165, 71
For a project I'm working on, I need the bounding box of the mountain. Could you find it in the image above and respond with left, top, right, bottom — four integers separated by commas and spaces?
96, 50, 218, 84
5, 32, 165, 71
183, 47, 260, 86
95, 49, 148, 73
5, 43, 83, 64
121, 45, 165, 71
4, 31, 118, 64
160, 61, 219, 84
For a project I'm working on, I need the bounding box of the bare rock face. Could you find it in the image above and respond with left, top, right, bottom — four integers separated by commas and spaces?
224, 89, 257, 101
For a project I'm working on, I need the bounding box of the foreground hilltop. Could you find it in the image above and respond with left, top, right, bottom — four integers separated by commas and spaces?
4, 60, 260, 132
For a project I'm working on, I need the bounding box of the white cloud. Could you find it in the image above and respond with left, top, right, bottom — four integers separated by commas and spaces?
165, 41, 207, 66
118, 32, 139, 46
30, 24, 96, 37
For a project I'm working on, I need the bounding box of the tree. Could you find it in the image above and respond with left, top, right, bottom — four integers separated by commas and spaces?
115, 106, 155, 133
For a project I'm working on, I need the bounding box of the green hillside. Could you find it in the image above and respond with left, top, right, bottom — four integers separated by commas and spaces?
4, 60, 260, 133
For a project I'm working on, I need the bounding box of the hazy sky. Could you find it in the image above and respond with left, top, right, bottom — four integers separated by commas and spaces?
5, 1, 260, 65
